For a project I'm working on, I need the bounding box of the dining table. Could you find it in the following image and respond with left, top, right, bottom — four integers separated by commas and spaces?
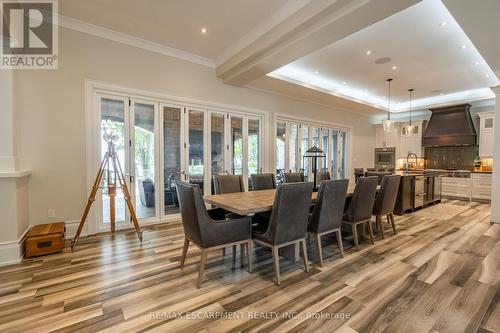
203, 182, 369, 261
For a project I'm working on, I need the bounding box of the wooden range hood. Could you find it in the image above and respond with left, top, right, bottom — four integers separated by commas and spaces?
423, 103, 477, 146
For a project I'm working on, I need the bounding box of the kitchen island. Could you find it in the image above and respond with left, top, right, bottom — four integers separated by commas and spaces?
394, 171, 442, 215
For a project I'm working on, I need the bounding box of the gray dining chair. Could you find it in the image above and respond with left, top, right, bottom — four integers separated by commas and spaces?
176, 181, 253, 288
252, 182, 314, 285
213, 175, 245, 194
308, 179, 349, 266
284, 172, 304, 183
213, 174, 246, 257
365, 171, 392, 185
250, 173, 276, 191
342, 176, 378, 251
372, 175, 401, 238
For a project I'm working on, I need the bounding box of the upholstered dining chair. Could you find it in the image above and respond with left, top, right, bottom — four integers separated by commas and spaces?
212, 174, 246, 257
250, 173, 276, 191
308, 179, 349, 266
176, 181, 253, 288
341, 176, 378, 251
213, 175, 245, 194
252, 182, 314, 285
372, 175, 401, 238
284, 172, 304, 183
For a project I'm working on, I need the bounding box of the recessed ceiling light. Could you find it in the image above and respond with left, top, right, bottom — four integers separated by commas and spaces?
392, 65, 397, 70
474, 61, 480, 66
366, 50, 371, 55
201, 28, 207, 34
342, 81, 347, 85
460, 44, 467, 49
314, 70, 319, 74
440, 93, 444, 96
485, 74, 490, 78
439, 21, 448, 27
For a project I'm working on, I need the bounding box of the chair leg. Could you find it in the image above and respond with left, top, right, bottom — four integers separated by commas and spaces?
232, 244, 237, 262
352, 224, 359, 251
315, 234, 323, 267
246, 241, 253, 273
367, 220, 375, 245
272, 246, 281, 285
390, 213, 397, 235
196, 249, 208, 289
301, 239, 310, 273
180, 238, 189, 268
377, 215, 385, 239
240, 243, 245, 267
336, 229, 344, 258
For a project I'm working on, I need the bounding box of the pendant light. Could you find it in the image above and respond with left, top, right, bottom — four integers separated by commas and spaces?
382, 78, 394, 132
404, 88, 415, 136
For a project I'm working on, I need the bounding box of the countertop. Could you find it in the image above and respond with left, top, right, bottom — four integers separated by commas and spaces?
471, 171, 492, 174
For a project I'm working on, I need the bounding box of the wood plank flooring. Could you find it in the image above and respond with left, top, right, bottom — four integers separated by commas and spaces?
0, 199, 498, 333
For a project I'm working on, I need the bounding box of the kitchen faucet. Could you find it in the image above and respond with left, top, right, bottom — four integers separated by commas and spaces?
406, 152, 418, 174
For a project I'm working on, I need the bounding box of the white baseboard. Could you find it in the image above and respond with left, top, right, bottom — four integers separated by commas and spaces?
65, 220, 88, 239
0, 228, 29, 267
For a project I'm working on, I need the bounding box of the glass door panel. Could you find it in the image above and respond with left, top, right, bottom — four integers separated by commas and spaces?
248, 118, 260, 175
340, 130, 347, 179
132, 102, 156, 219
188, 110, 205, 193
100, 97, 127, 226
289, 123, 298, 172
322, 129, 329, 173
231, 116, 243, 175
332, 130, 339, 179
210, 113, 225, 194
163, 106, 182, 216
312, 127, 320, 147
300, 125, 310, 180
276, 121, 286, 171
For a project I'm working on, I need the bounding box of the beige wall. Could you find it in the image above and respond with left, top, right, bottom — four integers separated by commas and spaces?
14, 28, 375, 226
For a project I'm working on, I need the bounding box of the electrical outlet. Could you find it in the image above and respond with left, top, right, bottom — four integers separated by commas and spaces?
48, 209, 56, 218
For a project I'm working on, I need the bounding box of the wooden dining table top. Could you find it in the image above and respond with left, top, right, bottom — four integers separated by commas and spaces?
203, 183, 362, 216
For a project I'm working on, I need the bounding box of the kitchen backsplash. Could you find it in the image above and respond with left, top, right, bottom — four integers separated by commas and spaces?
425, 146, 479, 170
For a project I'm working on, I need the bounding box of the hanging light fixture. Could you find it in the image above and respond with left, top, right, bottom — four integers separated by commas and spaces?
382, 78, 394, 132
404, 88, 415, 136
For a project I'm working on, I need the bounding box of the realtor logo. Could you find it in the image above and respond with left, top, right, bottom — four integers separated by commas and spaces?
1, 0, 58, 69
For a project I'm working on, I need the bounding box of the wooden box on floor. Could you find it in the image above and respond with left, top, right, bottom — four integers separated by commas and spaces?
25, 222, 66, 258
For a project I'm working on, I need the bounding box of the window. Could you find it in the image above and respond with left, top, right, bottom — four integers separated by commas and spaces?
276, 118, 350, 183
276, 121, 286, 170
248, 118, 260, 175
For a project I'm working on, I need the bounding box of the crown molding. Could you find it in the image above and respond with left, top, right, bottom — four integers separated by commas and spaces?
57, 15, 215, 68
491, 85, 500, 94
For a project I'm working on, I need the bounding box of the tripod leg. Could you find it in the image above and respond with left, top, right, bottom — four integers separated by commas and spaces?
113, 155, 143, 242
109, 187, 116, 233
72, 157, 108, 251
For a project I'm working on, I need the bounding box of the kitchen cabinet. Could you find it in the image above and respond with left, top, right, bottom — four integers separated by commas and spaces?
375, 125, 400, 151
441, 177, 471, 200
399, 121, 426, 158
472, 173, 492, 201
478, 112, 494, 157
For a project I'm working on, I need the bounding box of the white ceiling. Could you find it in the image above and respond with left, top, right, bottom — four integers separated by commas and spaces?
59, 0, 291, 61
269, 0, 499, 112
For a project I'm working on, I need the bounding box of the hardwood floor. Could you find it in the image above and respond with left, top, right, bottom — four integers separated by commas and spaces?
0, 200, 498, 333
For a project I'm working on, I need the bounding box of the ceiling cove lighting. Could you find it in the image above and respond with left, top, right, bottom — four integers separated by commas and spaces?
383, 78, 395, 132
403, 89, 415, 136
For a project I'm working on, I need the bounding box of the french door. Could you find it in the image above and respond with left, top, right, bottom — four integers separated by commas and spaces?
93, 91, 263, 229
96, 93, 160, 231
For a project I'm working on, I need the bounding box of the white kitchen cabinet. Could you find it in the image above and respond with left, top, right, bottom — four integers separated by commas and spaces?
478, 112, 494, 157
399, 121, 425, 158
375, 125, 400, 151
472, 173, 492, 201
441, 177, 471, 200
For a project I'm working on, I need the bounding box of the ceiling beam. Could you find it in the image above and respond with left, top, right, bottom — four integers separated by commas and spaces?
442, 0, 500, 79
216, 0, 421, 86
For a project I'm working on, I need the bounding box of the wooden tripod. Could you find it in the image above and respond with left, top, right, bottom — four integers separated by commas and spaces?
71, 140, 143, 251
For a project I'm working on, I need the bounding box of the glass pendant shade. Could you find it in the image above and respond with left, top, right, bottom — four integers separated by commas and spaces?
403, 88, 414, 136
383, 119, 395, 132
383, 78, 393, 132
